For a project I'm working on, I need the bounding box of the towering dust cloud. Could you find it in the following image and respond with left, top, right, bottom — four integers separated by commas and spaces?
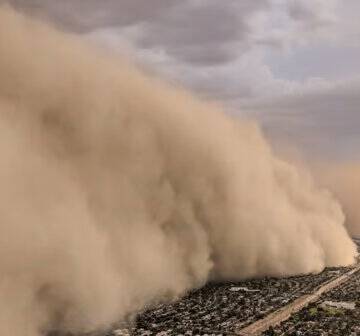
313, 163, 360, 237
0, 6, 357, 336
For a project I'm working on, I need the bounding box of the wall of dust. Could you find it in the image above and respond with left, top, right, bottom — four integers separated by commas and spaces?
312, 163, 360, 237
0, 6, 356, 336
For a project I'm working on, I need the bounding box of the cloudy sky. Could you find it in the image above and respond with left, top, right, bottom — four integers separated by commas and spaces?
5, 0, 360, 161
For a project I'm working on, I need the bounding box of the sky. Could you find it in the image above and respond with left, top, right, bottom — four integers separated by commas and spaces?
4, 0, 360, 161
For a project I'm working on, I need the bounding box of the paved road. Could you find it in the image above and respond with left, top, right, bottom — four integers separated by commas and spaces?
263, 262, 360, 335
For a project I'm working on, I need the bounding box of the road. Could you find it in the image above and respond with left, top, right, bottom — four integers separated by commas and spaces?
51, 240, 360, 336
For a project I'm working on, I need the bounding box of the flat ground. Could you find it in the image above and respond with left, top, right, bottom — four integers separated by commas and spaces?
52, 240, 360, 336
263, 266, 360, 336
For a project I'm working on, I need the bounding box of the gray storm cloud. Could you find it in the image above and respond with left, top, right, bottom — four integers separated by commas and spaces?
0, 6, 357, 336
